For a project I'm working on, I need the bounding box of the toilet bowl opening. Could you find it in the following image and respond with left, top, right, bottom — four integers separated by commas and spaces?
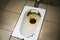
30, 18, 36, 24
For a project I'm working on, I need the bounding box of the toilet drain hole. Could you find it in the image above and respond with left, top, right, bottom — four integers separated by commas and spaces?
30, 18, 36, 24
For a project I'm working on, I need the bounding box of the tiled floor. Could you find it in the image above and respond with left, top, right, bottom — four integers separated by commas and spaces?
0, 10, 20, 31
39, 21, 59, 40
0, 29, 11, 40
5, 0, 26, 13
45, 6, 60, 23
0, 0, 60, 40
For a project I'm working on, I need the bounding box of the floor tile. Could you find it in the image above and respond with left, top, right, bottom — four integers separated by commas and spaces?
0, 10, 20, 31
0, 0, 8, 9
45, 5, 60, 23
39, 21, 59, 40
38, 3, 47, 9
25, 0, 35, 7
0, 29, 11, 40
10, 36, 21, 40
5, 0, 26, 13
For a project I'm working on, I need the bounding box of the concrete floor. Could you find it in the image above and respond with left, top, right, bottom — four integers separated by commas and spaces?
0, 0, 60, 40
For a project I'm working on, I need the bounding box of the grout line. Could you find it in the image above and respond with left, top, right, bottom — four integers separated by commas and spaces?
0, 0, 18, 14
20, 0, 28, 14
44, 20, 60, 24
0, 0, 35, 14
4, 10, 19, 14
0, 28, 12, 32
0, 0, 28, 14
43, 2, 60, 24
0, 9, 20, 14
9, 35, 12, 40
0, 28, 12, 40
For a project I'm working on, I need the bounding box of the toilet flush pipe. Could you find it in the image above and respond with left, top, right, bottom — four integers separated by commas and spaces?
34, 0, 40, 7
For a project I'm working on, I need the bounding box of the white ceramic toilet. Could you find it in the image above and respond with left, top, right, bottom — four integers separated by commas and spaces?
12, 6, 46, 40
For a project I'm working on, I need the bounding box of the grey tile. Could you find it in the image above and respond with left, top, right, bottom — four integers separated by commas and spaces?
5, 0, 26, 13
39, 21, 59, 40
0, 29, 11, 40
0, 10, 20, 31
45, 5, 60, 23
